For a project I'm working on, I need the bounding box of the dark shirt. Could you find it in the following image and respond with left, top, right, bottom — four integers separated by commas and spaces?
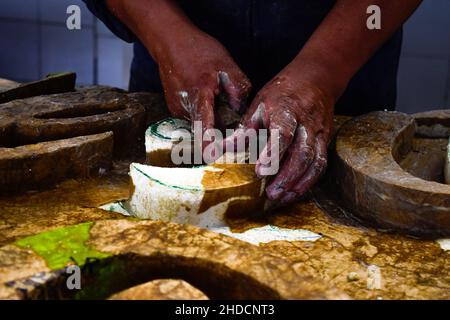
83, 0, 402, 116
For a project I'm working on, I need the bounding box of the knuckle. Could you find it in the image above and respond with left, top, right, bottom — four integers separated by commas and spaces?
301, 146, 315, 162
316, 155, 327, 169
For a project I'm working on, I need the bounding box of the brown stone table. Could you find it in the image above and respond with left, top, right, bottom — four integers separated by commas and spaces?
0, 159, 448, 299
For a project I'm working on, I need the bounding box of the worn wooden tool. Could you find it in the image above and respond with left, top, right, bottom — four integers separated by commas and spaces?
0, 72, 76, 104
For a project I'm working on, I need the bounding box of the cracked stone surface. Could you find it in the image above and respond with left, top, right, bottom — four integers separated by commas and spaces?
0, 159, 448, 299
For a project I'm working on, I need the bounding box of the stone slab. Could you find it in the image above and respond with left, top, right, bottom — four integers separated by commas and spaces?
108, 279, 208, 300
0, 160, 448, 300
0, 86, 167, 193
0, 219, 346, 300
0, 132, 113, 194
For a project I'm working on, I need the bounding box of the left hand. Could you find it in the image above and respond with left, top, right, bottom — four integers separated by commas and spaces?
225, 69, 335, 205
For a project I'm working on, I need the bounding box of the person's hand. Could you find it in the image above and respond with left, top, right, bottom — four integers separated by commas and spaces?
157, 33, 251, 142
106, 0, 251, 143
225, 68, 335, 205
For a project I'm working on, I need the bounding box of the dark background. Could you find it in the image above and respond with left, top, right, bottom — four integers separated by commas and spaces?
0, 0, 449, 114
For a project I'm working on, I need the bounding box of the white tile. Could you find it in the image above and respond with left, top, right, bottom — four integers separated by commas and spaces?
96, 19, 115, 37
446, 93, 450, 109
122, 44, 133, 87
0, 21, 39, 81
40, 25, 94, 84
98, 36, 131, 89
446, 70, 450, 108
402, 0, 450, 58
396, 56, 449, 114
0, 0, 39, 21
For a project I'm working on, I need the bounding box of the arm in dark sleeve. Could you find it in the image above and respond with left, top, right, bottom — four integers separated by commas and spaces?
82, 0, 136, 42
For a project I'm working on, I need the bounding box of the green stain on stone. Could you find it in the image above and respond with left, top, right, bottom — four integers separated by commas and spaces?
15, 222, 111, 270
74, 258, 128, 300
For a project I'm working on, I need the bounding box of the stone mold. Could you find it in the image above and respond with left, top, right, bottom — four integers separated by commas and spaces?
0, 133, 113, 194
0, 219, 346, 300
0, 86, 163, 193
333, 111, 450, 237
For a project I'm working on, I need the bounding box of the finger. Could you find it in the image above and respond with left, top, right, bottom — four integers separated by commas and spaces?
223, 98, 265, 154
278, 134, 328, 205
218, 71, 252, 113
190, 89, 216, 152
255, 109, 297, 177
265, 125, 315, 200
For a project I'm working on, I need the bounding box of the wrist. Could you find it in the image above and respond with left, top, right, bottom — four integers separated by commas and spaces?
286, 52, 352, 103
106, 0, 203, 63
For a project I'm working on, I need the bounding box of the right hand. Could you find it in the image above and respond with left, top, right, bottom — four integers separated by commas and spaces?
106, 0, 251, 147
156, 33, 252, 143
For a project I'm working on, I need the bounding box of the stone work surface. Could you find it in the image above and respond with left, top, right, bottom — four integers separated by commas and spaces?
0, 162, 129, 246
109, 279, 208, 300
0, 159, 448, 299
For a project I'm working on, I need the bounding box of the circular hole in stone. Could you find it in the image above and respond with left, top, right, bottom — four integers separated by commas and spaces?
396, 117, 449, 184
397, 134, 448, 183
24, 254, 280, 300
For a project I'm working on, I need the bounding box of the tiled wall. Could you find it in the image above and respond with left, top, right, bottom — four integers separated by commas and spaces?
396, 0, 450, 113
0, 0, 132, 88
0, 0, 449, 113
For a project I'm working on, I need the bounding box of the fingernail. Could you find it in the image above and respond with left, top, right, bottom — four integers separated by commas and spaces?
266, 184, 284, 201
278, 192, 298, 205
256, 163, 279, 177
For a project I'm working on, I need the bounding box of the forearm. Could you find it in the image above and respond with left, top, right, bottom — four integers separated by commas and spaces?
287, 0, 422, 101
106, 0, 206, 62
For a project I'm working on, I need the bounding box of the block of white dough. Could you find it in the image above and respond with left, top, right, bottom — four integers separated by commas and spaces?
123, 162, 265, 225
145, 118, 191, 166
